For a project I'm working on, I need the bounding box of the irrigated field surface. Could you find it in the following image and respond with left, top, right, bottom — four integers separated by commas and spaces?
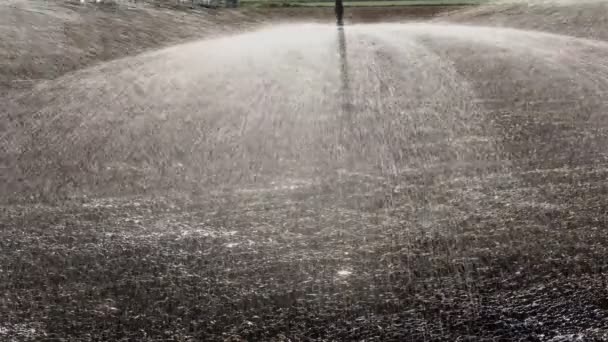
1, 1, 608, 341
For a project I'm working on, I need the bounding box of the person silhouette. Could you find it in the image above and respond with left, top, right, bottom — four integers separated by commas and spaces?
335, 0, 344, 26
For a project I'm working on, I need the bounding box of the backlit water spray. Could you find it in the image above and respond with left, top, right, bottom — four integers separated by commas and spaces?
336, 0, 351, 115
2, 0, 608, 201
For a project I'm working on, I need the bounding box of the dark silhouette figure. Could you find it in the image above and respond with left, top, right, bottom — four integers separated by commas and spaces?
335, 0, 344, 26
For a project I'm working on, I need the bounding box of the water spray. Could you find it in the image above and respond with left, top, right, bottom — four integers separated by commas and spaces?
335, 0, 349, 115
337, 25, 349, 113
335, 0, 352, 157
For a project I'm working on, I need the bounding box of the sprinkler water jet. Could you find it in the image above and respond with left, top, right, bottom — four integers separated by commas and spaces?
335, 0, 349, 114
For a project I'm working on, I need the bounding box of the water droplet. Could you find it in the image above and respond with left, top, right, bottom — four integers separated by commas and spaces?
337, 269, 352, 277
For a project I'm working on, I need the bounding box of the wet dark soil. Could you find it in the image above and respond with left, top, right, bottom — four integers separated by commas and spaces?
2, 169, 608, 340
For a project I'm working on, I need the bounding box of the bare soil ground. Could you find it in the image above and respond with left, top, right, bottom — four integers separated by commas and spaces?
2, 1, 608, 341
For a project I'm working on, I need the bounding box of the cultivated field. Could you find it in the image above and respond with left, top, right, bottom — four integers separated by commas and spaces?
1, 1, 608, 341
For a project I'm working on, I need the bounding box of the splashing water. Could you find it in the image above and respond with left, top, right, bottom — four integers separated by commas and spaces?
337, 269, 353, 278
2, 1, 608, 201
